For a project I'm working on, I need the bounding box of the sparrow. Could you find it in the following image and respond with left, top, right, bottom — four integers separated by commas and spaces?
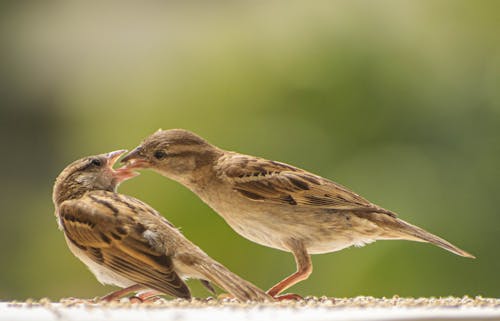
52, 150, 272, 302
121, 129, 475, 299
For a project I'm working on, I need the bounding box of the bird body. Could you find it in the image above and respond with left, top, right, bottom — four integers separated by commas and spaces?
121, 129, 475, 298
53, 150, 271, 302
180, 151, 470, 256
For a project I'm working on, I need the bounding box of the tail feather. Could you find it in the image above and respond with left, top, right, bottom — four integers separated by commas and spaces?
196, 260, 272, 302
387, 218, 475, 258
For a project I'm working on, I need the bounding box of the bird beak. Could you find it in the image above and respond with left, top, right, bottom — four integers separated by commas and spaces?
106, 149, 128, 164
106, 149, 139, 182
120, 146, 150, 169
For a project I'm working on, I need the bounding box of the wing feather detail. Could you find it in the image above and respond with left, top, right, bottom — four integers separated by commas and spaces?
59, 191, 191, 298
217, 154, 396, 217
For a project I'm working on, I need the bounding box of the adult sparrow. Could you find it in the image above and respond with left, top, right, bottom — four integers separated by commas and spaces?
53, 150, 271, 302
121, 129, 475, 299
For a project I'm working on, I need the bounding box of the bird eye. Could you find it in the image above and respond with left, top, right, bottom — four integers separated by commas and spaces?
91, 158, 103, 167
153, 150, 167, 160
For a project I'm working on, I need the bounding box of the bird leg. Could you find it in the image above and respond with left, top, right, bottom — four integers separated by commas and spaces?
99, 284, 145, 302
267, 239, 312, 300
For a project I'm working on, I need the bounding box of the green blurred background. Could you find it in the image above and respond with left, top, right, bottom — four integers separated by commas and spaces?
1, 1, 499, 300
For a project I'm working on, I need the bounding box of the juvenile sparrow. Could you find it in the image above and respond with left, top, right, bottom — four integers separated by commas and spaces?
52, 150, 271, 302
121, 129, 475, 299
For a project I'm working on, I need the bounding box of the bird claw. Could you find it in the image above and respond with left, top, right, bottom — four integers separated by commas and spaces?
128, 296, 144, 303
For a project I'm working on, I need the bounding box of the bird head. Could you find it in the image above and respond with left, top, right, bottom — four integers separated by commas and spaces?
53, 150, 138, 206
120, 129, 220, 184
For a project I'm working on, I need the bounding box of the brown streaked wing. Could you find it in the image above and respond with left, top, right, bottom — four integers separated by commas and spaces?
218, 154, 396, 217
58, 192, 191, 298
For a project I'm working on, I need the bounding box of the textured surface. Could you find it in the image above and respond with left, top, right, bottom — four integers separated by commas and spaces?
3, 296, 500, 321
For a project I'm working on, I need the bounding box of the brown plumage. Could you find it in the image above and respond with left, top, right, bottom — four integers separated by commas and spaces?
52, 150, 271, 302
121, 129, 475, 299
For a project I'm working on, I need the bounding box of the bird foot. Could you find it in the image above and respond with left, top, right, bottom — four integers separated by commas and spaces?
273, 293, 303, 301
98, 284, 145, 302
129, 291, 163, 303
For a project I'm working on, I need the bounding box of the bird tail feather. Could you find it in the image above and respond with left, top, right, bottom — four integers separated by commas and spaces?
195, 259, 272, 302
384, 217, 475, 258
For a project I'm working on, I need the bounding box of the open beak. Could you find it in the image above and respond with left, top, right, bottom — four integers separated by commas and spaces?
120, 146, 150, 169
105, 149, 139, 182
106, 149, 128, 164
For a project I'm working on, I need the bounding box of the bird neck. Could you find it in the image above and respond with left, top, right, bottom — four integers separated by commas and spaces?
53, 183, 115, 207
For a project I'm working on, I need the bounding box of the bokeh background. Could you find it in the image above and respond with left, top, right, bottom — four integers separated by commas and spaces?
1, 1, 499, 300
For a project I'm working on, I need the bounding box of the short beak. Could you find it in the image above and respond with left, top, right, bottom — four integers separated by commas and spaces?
106, 149, 128, 165
105, 149, 139, 182
120, 146, 149, 169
